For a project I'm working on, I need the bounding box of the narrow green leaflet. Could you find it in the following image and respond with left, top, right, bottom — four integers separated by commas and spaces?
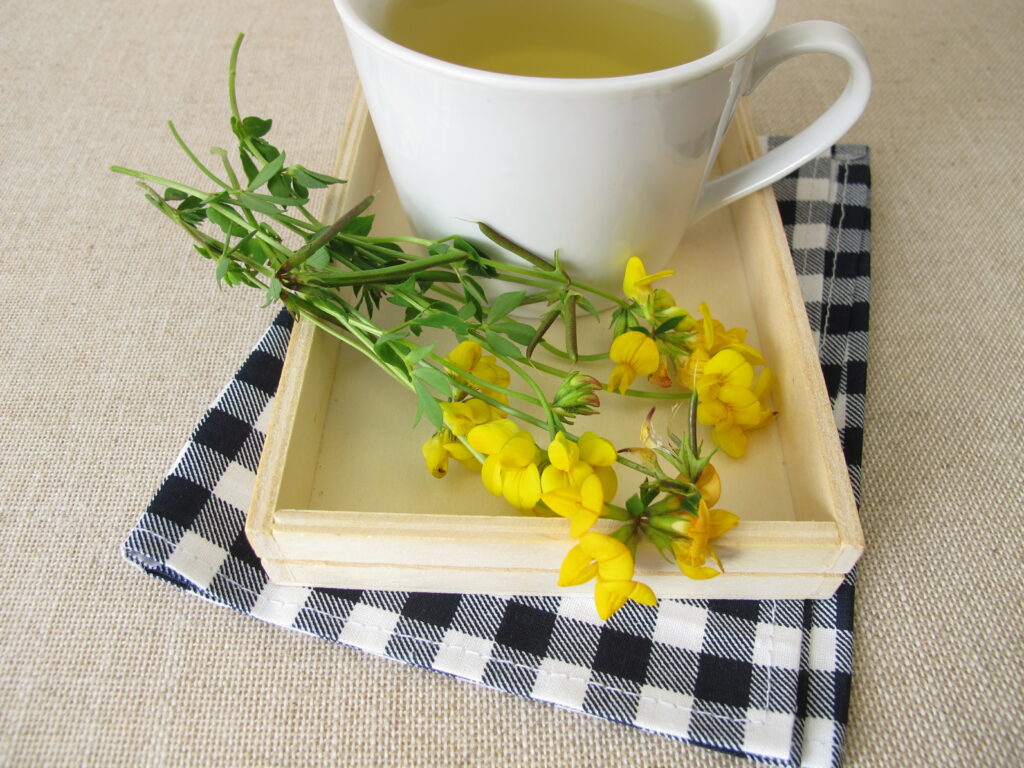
304, 247, 331, 270
404, 343, 435, 366
412, 379, 444, 429
246, 151, 286, 192
486, 290, 526, 324
412, 366, 451, 395
207, 206, 248, 237
484, 331, 520, 358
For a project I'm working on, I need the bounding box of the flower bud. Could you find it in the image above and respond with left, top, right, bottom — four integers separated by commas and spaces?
553, 373, 601, 419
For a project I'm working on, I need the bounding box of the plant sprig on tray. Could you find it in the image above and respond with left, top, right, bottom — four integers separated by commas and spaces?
112, 34, 775, 620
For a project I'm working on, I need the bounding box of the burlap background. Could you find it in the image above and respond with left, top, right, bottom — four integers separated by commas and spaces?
1, 0, 1020, 765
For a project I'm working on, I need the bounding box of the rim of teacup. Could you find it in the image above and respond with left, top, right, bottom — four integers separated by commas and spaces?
333, 0, 777, 93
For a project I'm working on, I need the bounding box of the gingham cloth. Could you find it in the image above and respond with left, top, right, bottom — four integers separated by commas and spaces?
123, 143, 871, 768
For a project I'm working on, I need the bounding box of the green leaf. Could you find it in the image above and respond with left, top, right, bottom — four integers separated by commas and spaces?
462, 276, 487, 306
655, 316, 685, 334
215, 255, 230, 282
207, 206, 248, 237
177, 195, 205, 211
242, 190, 309, 208
251, 137, 280, 161
486, 291, 526, 324
417, 313, 471, 335
412, 366, 451, 395
404, 343, 435, 366
305, 247, 331, 270
484, 331, 520, 358
457, 302, 477, 321
625, 494, 645, 518
295, 167, 346, 187
246, 151, 286, 192
377, 342, 405, 371
263, 277, 282, 307
575, 294, 602, 322
343, 214, 375, 237
239, 149, 258, 183
241, 115, 272, 139
413, 380, 444, 429
267, 174, 294, 199
492, 320, 536, 346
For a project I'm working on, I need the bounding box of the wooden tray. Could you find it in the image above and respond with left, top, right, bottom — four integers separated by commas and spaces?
246, 92, 863, 600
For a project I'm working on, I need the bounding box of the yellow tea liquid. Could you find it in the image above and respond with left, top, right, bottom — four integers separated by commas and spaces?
381, 0, 719, 78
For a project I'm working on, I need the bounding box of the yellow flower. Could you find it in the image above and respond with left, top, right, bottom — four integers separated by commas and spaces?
541, 431, 618, 501
443, 437, 481, 473
422, 433, 449, 478
559, 532, 657, 619
467, 419, 541, 510
445, 340, 511, 406
440, 398, 494, 436
422, 429, 481, 477
542, 473, 604, 537
675, 302, 762, 391
694, 463, 721, 507
623, 256, 676, 303
672, 499, 739, 579
608, 331, 660, 394
695, 349, 772, 457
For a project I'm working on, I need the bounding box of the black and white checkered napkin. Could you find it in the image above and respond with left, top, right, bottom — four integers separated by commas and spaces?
124, 143, 870, 768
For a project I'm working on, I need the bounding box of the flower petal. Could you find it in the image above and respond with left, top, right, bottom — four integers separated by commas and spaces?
579, 432, 616, 467
499, 432, 537, 468
503, 463, 541, 510
695, 464, 721, 507
540, 465, 569, 494
541, 488, 583, 520
593, 581, 631, 620
705, 349, 753, 387
568, 508, 600, 538
579, 473, 604, 513
467, 418, 518, 455
627, 581, 657, 606
559, 545, 598, 587
547, 432, 578, 472
608, 363, 634, 395
580, 533, 634, 581
712, 424, 748, 458
708, 508, 740, 539
678, 563, 721, 580
481, 455, 505, 496
594, 465, 619, 502
446, 340, 482, 372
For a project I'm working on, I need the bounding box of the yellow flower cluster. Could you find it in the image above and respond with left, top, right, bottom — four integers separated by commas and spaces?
608, 257, 773, 457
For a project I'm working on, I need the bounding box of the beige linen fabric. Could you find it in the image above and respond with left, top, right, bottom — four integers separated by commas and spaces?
1, 0, 1021, 766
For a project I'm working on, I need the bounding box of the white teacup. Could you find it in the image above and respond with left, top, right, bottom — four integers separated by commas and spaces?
333, 0, 870, 292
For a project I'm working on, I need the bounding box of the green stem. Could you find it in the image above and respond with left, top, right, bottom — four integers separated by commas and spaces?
167, 122, 231, 190
304, 250, 468, 286
228, 33, 265, 163
447, 381, 548, 430
110, 166, 206, 198
207, 202, 293, 255
539, 340, 608, 363
428, 354, 542, 407
492, 349, 562, 437
278, 194, 375, 272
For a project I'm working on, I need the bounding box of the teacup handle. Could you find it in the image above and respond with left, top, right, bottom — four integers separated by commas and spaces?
693, 21, 871, 220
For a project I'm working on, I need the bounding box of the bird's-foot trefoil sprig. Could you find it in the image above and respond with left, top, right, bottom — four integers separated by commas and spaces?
111, 35, 764, 623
